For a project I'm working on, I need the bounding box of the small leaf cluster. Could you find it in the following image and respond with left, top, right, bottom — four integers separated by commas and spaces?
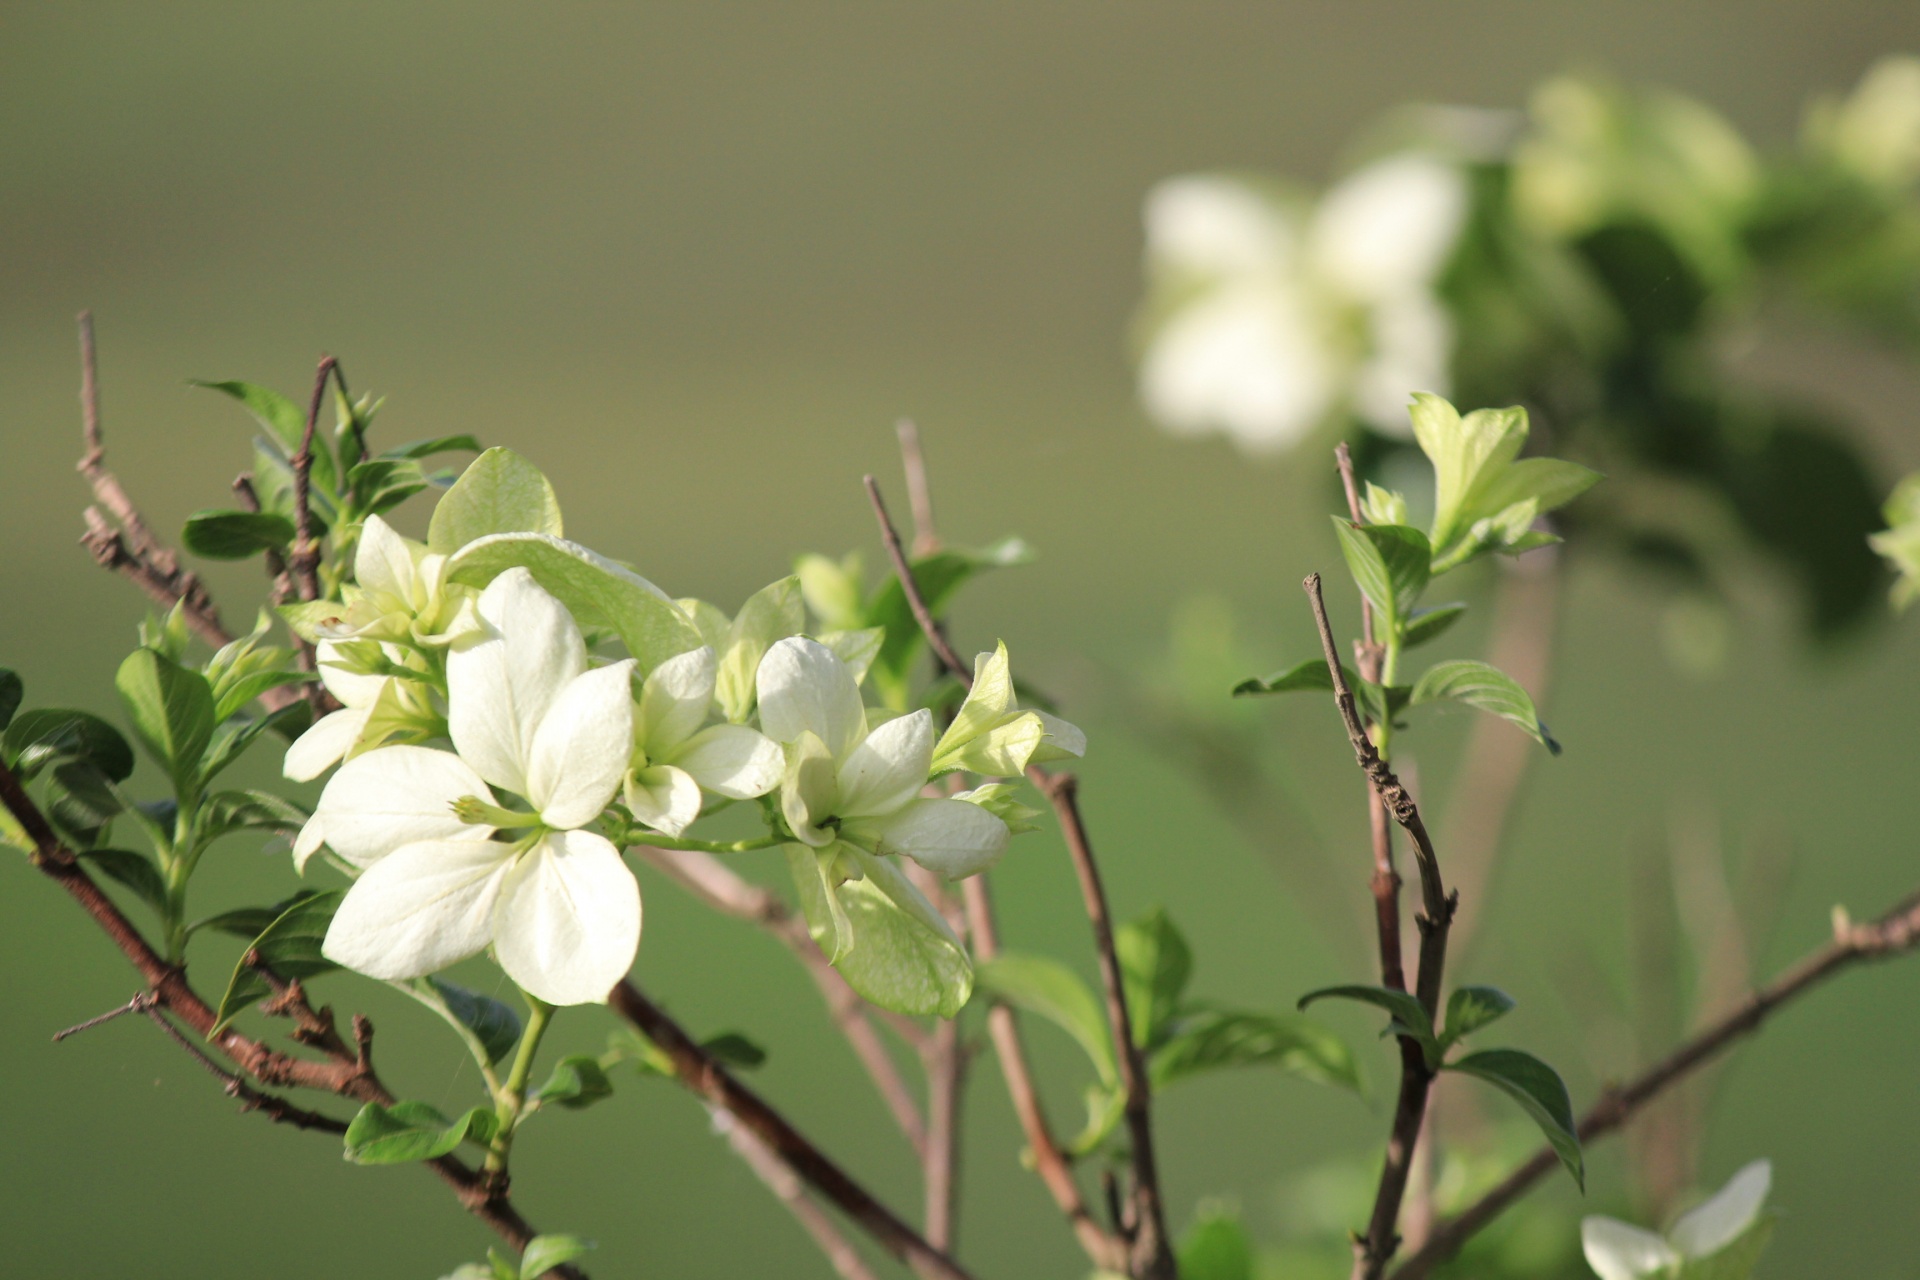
440, 1235, 594, 1280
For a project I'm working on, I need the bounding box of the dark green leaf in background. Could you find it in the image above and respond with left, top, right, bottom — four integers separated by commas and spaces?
1444, 1048, 1583, 1188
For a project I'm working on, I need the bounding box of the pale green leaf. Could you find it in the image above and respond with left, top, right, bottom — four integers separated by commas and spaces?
1410, 659, 1560, 753
428, 446, 563, 553
977, 952, 1116, 1084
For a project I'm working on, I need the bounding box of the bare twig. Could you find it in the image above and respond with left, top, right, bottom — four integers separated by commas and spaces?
290, 355, 336, 605
608, 980, 975, 1280
136, 1001, 351, 1134
1304, 573, 1454, 1280
709, 1106, 883, 1280
896, 419, 940, 559
1390, 888, 1920, 1280
0, 757, 579, 1276
864, 475, 1172, 1278
74, 313, 231, 648
52, 991, 155, 1041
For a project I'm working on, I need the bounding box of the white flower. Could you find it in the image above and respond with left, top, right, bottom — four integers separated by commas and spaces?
930, 641, 1085, 777
1138, 154, 1467, 455
318, 514, 468, 645
757, 636, 1009, 880
624, 645, 783, 837
303, 568, 640, 1006
1581, 1160, 1773, 1280
282, 639, 429, 782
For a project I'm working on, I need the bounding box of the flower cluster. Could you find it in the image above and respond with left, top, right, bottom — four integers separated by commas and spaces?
287, 448, 1080, 1012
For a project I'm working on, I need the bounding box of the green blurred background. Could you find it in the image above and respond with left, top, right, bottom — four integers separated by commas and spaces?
5, 4, 1920, 1277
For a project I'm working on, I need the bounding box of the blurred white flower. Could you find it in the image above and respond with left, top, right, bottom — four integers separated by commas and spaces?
302, 568, 641, 1006
1581, 1159, 1773, 1280
1138, 154, 1468, 454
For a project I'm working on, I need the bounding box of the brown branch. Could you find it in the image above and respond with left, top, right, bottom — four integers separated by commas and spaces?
74, 312, 232, 649
920, 1014, 965, 1251
1390, 888, 1920, 1280
895, 419, 940, 559
0, 757, 578, 1277
290, 355, 336, 605
709, 1105, 883, 1280
1304, 573, 1454, 1280
865, 474, 1173, 1278
608, 980, 975, 1280
963, 874, 1128, 1271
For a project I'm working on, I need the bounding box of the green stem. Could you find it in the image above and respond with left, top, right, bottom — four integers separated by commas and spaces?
486, 994, 555, 1173
630, 832, 784, 854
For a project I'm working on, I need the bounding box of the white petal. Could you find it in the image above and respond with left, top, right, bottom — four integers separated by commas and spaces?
493, 830, 640, 1005
1145, 175, 1296, 276
1669, 1160, 1771, 1260
623, 764, 703, 837
780, 732, 837, 847
354, 514, 416, 604
1031, 710, 1087, 761
667, 723, 782, 799
638, 646, 717, 754
1308, 154, 1468, 302
931, 642, 1015, 763
310, 745, 493, 867
322, 839, 515, 980
525, 659, 635, 828
292, 815, 327, 873
1580, 1217, 1678, 1280
755, 636, 866, 759
447, 568, 587, 794
1353, 291, 1453, 436
315, 639, 390, 708
1140, 284, 1335, 455
856, 796, 1009, 879
838, 709, 934, 818
282, 706, 373, 783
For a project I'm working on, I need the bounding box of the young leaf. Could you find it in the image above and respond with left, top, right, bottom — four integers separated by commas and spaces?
535, 1055, 615, 1110
379, 434, 483, 461
210, 891, 343, 1034
1115, 908, 1192, 1050
700, 1032, 767, 1069
115, 649, 216, 787
714, 577, 805, 722
1402, 602, 1467, 648
1149, 1009, 1361, 1093
1296, 984, 1439, 1067
181, 510, 296, 560
1676, 1217, 1776, 1280
5, 708, 136, 782
428, 446, 563, 553
78, 848, 167, 914
829, 852, 974, 1019
976, 953, 1117, 1085
423, 977, 523, 1067
201, 790, 311, 843
195, 379, 339, 504
1440, 985, 1517, 1047
1410, 659, 1561, 754
1232, 659, 1339, 698
199, 701, 313, 784
344, 1100, 498, 1165
518, 1236, 596, 1280
865, 537, 1031, 710
1444, 1048, 1583, 1188
0, 668, 22, 732
1332, 519, 1432, 625
1176, 1209, 1255, 1280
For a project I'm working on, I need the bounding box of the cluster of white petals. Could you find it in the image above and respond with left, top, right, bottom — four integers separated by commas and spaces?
1138, 153, 1468, 455
298, 569, 640, 1005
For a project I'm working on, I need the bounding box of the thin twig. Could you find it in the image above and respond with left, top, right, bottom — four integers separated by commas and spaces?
864, 477, 1172, 1278
608, 980, 975, 1280
709, 1106, 883, 1280
74, 312, 231, 648
896, 419, 940, 559
52, 991, 156, 1041
0, 757, 579, 1277
1389, 889, 1920, 1280
290, 355, 336, 605
1304, 573, 1454, 1280
138, 1003, 351, 1134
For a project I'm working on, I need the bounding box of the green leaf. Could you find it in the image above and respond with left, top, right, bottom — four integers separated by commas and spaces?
199, 701, 313, 784
1410, 659, 1560, 754
700, 1032, 767, 1069
1176, 1210, 1255, 1280
1402, 603, 1467, 649
4, 708, 135, 782
1676, 1216, 1776, 1280
1150, 1009, 1361, 1093
1409, 394, 1528, 553
78, 848, 166, 914
534, 1055, 614, 1110
181, 509, 296, 559
1444, 1048, 1583, 1188
715, 576, 805, 722
1115, 908, 1192, 1050
425, 978, 523, 1066
380, 434, 483, 461
1296, 984, 1439, 1066
1331, 519, 1431, 626
428, 446, 563, 553
1476, 457, 1602, 521
866, 537, 1031, 710
45, 760, 123, 847
977, 953, 1116, 1085
194, 379, 337, 504
344, 1100, 498, 1165
446, 533, 702, 672
116, 649, 216, 787
830, 849, 974, 1018
518, 1236, 596, 1280
1232, 659, 1338, 698
210, 891, 343, 1034
0, 669, 22, 732
1440, 985, 1516, 1048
